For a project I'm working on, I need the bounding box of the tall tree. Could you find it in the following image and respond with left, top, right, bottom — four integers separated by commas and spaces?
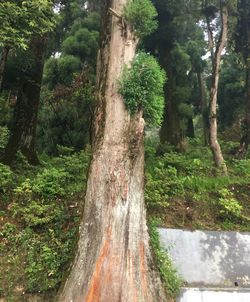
203, 0, 229, 173
56, 0, 167, 301
146, 0, 205, 150
186, 40, 209, 145
235, 0, 250, 157
1, 36, 48, 165
0, 0, 54, 90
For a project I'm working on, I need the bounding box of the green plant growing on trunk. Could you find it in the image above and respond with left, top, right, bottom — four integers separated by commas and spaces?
119, 51, 166, 126
123, 0, 158, 38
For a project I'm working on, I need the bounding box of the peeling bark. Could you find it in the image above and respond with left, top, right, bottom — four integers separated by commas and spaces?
207, 2, 228, 174
56, 0, 167, 301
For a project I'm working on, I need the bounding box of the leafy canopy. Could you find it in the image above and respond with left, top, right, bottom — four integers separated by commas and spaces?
124, 0, 158, 38
0, 0, 55, 50
119, 52, 166, 126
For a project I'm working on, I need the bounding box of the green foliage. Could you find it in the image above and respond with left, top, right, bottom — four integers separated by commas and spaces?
124, 0, 158, 38
0, 150, 90, 296
231, 159, 250, 177
119, 52, 166, 126
178, 103, 194, 119
37, 83, 94, 154
218, 188, 243, 218
0, 163, 13, 193
44, 55, 82, 87
145, 166, 184, 209
0, 93, 11, 126
0, 127, 9, 149
15, 168, 69, 199
12, 200, 64, 227
62, 29, 99, 62
33, 168, 69, 198
0, 0, 55, 50
149, 219, 182, 298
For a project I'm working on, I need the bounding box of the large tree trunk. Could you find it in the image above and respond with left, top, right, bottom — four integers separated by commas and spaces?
197, 72, 209, 145
0, 46, 10, 91
1, 36, 46, 165
56, 1, 167, 301
159, 52, 184, 150
207, 2, 228, 174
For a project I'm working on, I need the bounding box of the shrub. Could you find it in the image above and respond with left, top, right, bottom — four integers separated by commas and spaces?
119, 52, 166, 126
218, 188, 243, 218
123, 0, 158, 38
0, 163, 13, 193
14, 168, 69, 199
0, 126, 9, 149
32, 168, 69, 198
145, 166, 184, 209
11, 200, 65, 227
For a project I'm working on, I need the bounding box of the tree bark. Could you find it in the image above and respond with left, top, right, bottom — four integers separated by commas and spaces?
159, 51, 184, 150
1, 36, 47, 165
187, 117, 195, 138
56, 1, 167, 301
197, 72, 209, 145
207, 2, 228, 174
0, 46, 10, 91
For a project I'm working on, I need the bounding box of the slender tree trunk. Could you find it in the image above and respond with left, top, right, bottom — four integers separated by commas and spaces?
159, 51, 184, 150
237, 57, 250, 158
0, 46, 10, 91
1, 36, 46, 165
187, 118, 195, 138
56, 1, 167, 301
197, 72, 209, 145
207, 2, 228, 174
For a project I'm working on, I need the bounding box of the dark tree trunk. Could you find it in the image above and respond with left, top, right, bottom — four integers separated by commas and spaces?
159, 51, 184, 150
197, 72, 209, 145
0, 46, 10, 91
1, 36, 47, 165
56, 0, 167, 301
237, 57, 250, 158
187, 118, 195, 138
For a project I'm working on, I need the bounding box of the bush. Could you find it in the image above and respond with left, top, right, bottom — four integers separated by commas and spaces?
11, 200, 65, 227
218, 188, 243, 218
119, 52, 166, 126
145, 164, 184, 209
14, 168, 69, 199
0, 126, 9, 149
0, 163, 13, 193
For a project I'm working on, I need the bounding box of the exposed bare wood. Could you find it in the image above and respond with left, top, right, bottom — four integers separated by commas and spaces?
56, 0, 167, 301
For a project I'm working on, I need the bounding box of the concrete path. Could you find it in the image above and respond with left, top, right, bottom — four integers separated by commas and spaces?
158, 228, 250, 301
159, 228, 250, 287
177, 288, 250, 302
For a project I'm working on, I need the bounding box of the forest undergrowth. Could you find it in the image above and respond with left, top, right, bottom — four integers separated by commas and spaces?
0, 134, 249, 301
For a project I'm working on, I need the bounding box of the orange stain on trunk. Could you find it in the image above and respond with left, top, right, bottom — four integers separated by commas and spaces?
85, 228, 112, 302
